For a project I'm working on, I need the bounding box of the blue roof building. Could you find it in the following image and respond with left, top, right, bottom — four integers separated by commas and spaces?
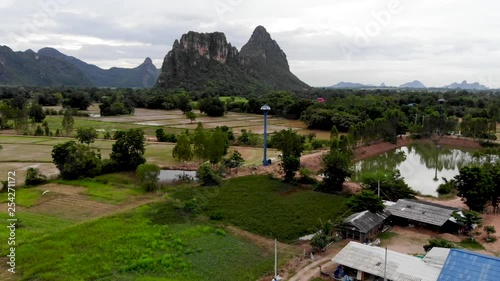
438, 249, 500, 281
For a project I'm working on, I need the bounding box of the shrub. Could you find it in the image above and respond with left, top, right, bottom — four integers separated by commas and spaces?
196, 164, 222, 186
182, 198, 205, 215
437, 178, 456, 195
423, 238, 455, 252
25, 167, 47, 186
297, 168, 317, 184
311, 139, 323, 150
209, 210, 224, 221
101, 159, 118, 174
136, 164, 161, 192
1, 181, 8, 192
34, 125, 44, 136
310, 232, 328, 252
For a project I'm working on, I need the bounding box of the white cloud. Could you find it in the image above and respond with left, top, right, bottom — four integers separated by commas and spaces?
1, 0, 499, 87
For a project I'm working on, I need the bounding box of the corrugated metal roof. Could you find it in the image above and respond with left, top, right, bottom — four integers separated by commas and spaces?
438, 249, 500, 281
341, 211, 387, 233
332, 242, 441, 281
423, 248, 451, 269
386, 199, 459, 226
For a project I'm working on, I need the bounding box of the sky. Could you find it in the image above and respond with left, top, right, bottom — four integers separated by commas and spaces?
1, 0, 500, 88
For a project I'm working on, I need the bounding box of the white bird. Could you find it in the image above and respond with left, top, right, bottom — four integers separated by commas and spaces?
42, 190, 50, 195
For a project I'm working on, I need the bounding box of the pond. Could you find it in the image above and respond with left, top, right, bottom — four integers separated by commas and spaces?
353, 143, 478, 197
158, 170, 197, 182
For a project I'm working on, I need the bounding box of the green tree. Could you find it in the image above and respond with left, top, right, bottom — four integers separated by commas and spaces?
76, 127, 98, 146
271, 129, 305, 158
206, 127, 229, 164
279, 155, 300, 182
271, 129, 305, 182
62, 110, 74, 136
25, 167, 47, 186
110, 129, 146, 171
347, 190, 385, 213
172, 134, 193, 162
224, 151, 245, 169
310, 232, 328, 252
317, 137, 353, 193
199, 97, 225, 117
136, 163, 160, 192
44, 124, 50, 136
14, 106, 29, 134
196, 163, 222, 186
330, 125, 339, 140
62, 91, 92, 110
34, 125, 44, 136
52, 141, 102, 180
186, 111, 197, 123
453, 210, 482, 239
0, 102, 14, 129
454, 166, 492, 212
361, 170, 416, 201
192, 122, 208, 160
175, 92, 192, 113
28, 102, 46, 123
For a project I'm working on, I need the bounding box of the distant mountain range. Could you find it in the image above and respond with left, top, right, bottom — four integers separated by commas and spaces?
443, 80, 488, 90
0, 46, 160, 88
329, 80, 489, 90
400, 80, 426, 88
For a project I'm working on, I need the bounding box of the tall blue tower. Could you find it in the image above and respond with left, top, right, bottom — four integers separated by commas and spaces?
261, 104, 271, 166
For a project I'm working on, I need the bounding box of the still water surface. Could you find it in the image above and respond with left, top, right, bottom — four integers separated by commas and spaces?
354, 143, 477, 196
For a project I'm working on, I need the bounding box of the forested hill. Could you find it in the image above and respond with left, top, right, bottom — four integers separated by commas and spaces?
0, 46, 160, 88
155, 26, 310, 95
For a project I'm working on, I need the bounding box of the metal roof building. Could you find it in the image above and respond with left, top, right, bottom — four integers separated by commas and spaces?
340, 211, 388, 242
438, 249, 500, 281
386, 199, 459, 227
332, 242, 441, 281
422, 248, 451, 269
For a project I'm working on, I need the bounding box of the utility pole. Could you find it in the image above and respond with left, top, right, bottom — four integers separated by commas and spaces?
274, 239, 278, 280
384, 246, 388, 281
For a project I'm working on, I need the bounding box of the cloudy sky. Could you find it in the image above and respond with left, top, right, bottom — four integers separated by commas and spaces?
1, 0, 500, 88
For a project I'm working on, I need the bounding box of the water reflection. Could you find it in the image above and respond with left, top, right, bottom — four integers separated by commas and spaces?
354, 143, 485, 196
158, 170, 197, 182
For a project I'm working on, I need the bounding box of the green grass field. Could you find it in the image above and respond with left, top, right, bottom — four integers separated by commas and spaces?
16, 204, 274, 281
0, 188, 43, 207
55, 178, 144, 205
169, 175, 349, 242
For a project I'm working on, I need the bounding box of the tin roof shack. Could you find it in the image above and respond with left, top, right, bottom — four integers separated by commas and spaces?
386, 199, 460, 233
438, 249, 500, 281
332, 242, 441, 281
340, 211, 388, 242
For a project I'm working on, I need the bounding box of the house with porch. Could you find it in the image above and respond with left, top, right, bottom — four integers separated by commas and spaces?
339, 210, 388, 242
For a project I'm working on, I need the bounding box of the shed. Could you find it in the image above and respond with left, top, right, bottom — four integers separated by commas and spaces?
332, 242, 441, 281
340, 211, 388, 242
386, 199, 459, 231
438, 249, 500, 281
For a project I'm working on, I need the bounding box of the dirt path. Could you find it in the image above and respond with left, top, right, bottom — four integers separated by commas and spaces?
0, 259, 17, 281
286, 240, 349, 281
29, 184, 163, 221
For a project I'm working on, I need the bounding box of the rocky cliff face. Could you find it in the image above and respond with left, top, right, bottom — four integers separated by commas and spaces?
156, 26, 309, 93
